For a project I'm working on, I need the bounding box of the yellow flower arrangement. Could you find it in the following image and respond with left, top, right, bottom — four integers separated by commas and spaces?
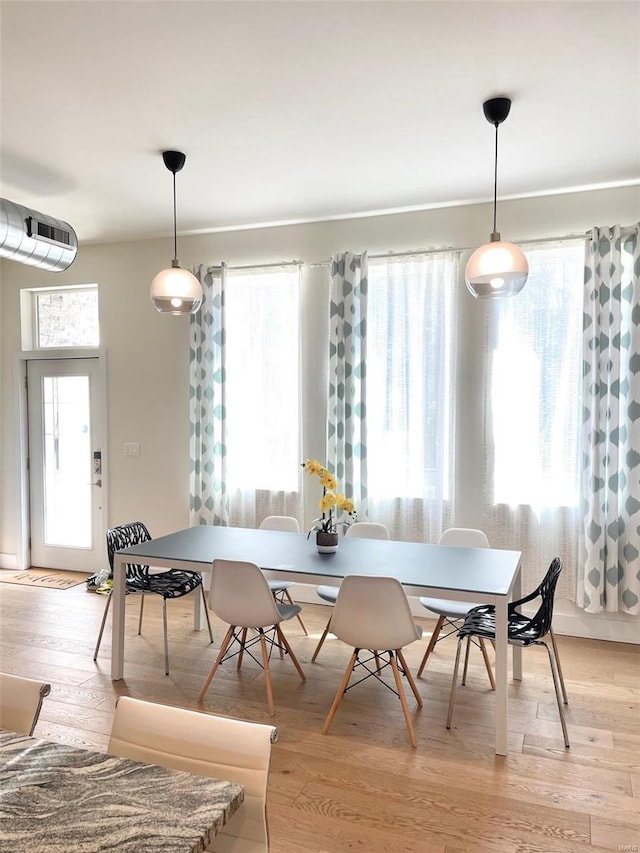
302, 459, 357, 535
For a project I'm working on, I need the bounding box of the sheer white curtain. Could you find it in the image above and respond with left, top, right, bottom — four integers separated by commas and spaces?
190, 264, 302, 529
224, 266, 303, 527
366, 253, 459, 542
483, 240, 584, 596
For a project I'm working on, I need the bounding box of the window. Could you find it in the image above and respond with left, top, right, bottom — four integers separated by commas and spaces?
224, 267, 300, 492
489, 241, 584, 508
366, 253, 458, 503
22, 285, 99, 349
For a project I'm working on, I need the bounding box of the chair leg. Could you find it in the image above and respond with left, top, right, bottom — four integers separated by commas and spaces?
259, 631, 275, 716
283, 589, 309, 635
201, 585, 214, 644
198, 626, 234, 701
417, 615, 445, 677
138, 594, 145, 635
275, 625, 306, 681
396, 649, 423, 707
311, 615, 333, 662
549, 628, 568, 705
390, 651, 417, 748
162, 599, 169, 676
479, 638, 496, 690
237, 628, 248, 671
544, 641, 570, 748
322, 650, 357, 735
461, 636, 472, 686
93, 592, 112, 661
446, 637, 465, 729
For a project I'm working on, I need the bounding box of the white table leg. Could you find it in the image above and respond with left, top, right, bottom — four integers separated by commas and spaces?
193, 586, 204, 631
512, 567, 522, 681
495, 595, 508, 756
111, 555, 126, 680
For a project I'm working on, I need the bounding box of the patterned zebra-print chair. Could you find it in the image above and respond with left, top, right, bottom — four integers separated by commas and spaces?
93, 521, 213, 675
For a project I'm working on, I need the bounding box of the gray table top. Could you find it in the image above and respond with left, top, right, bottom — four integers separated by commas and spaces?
117, 525, 522, 597
0, 730, 244, 853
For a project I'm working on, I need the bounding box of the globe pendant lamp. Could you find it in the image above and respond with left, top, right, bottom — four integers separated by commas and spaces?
465, 97, 528, 299
150, 150, 203, 315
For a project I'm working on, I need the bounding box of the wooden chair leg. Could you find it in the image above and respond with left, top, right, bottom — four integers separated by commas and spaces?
479, 638, 496, 690
322, 651, 357, 735
373, 652, 382, 672
283, 589, 308, 635
237, 628, 248, 671
259, 632, 275, 716
390, 652, 417, 748
198, 626, 234, 701
417, 615, 445, 677
276, 625, 306, 681
311, 616, 333, 662
397, 649, 423, 707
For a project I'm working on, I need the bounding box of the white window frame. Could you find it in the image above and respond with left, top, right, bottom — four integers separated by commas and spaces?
20, 284, 99, 351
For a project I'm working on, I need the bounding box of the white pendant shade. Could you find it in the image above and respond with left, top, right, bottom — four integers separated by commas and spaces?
150, 264, 203, 315
465, 238, 529, 299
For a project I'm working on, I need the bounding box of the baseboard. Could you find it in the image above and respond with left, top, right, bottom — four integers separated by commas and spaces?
288, 584, 639, 645
0, 553, 18, 570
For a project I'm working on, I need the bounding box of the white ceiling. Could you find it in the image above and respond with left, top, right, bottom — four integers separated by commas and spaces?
1, 1, 639, 245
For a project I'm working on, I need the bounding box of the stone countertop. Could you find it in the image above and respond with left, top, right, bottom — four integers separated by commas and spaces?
0, 730, 244, 853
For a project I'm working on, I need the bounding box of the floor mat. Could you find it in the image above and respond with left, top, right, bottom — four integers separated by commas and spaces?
0, 569, 90, 589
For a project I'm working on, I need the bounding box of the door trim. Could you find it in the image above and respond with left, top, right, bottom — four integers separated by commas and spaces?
14, 348, 109, 572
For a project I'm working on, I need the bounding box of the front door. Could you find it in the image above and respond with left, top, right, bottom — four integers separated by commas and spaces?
27, 358, 103, 571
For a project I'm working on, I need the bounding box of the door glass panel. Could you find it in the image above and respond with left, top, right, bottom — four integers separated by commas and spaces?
42, 375, 91, 547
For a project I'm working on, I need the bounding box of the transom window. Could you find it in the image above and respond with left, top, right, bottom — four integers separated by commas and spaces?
21, 285, 99, 349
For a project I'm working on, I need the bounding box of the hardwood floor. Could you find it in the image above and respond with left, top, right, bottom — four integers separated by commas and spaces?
1, 581, 638, 852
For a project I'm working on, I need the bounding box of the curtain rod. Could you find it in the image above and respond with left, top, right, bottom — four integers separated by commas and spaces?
207, 259, 302, 274
205, 225, 636, 273
307, 233, 592, 268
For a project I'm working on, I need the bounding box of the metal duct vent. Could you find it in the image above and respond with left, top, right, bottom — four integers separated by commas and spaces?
0, 197, 78, 272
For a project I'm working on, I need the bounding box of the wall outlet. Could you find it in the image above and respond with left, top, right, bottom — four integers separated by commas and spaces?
123, 442, 140, 456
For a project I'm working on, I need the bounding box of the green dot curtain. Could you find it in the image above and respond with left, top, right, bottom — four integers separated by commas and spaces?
579, 224, 640, 614
327, 252, 369, 522
189, 264, 229, 527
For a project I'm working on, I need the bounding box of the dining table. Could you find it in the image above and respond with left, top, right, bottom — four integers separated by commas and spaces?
0, 728, 244, 853
112, 524, 522, 756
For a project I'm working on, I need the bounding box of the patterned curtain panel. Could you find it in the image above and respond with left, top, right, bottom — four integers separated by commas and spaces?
578, 224, 640, 614
189, 264, 229, 527
327, 252, 369, 520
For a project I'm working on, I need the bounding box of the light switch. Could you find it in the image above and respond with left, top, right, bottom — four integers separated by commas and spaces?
123, 442, 140, 456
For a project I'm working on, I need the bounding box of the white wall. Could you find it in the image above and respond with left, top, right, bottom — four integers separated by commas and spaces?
1, 185, 638, 641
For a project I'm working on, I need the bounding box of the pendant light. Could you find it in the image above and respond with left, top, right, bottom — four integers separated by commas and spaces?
465, 97, 528, 299
150, 150, 203, 315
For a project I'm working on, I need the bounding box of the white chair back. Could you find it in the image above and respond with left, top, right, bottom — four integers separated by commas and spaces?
438, 527, 489, 549
0, 672, 51, 736
209, 559, 284, 628
108, 696, 276, 851
331, 575, 420, 651
259, 516, 300, 533
345, 522, 390, 540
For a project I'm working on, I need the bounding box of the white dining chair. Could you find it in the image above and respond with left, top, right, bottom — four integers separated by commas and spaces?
417, 527, 495, 687
321, 574, 423, 747
0, 672, 51, 736
198, 559, 306, 716
108, 696, 277, 852
259, 516, 308, 635
311, 521, 390, 662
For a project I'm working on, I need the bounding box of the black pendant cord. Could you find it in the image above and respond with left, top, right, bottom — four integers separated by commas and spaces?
172, 171, 178, 264
492, 123, 499, 236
